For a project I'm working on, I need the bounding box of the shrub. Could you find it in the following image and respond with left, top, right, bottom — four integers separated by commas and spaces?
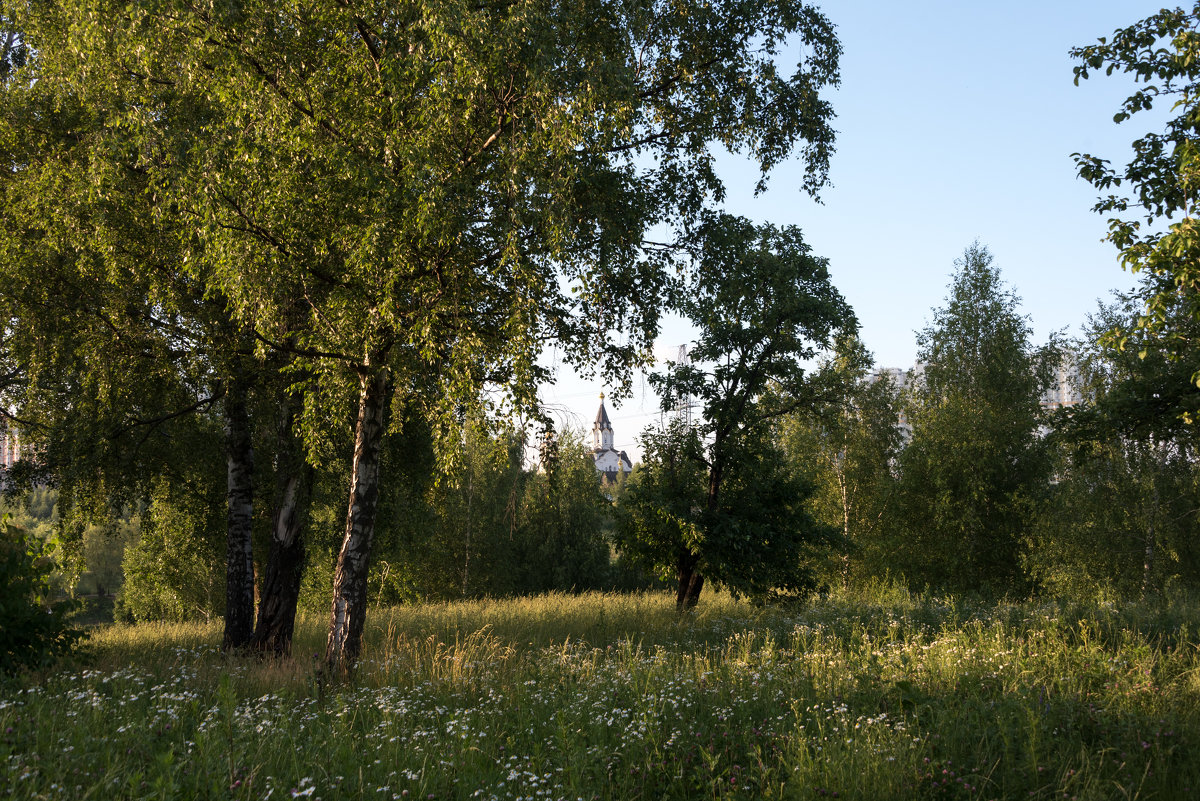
117, 481, 223, 623
0, 516, 83, 673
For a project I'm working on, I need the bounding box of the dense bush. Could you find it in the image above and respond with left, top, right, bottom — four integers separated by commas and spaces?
0, 517, 83, 673
116, 479, 224, 623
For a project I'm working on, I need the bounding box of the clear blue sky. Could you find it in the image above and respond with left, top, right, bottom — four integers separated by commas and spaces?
541, 0, 1169, 461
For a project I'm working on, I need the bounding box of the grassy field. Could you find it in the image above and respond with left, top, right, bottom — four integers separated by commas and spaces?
3, 588, 1200, 800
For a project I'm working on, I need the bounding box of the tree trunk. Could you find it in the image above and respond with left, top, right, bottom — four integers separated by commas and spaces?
674, 455, 721, 612
676, 550, 705, 612
462, 471, 473, 598
1142, 478, 1158, 598
708, 458, 723, 517
325, 368, 390, 671
682, 571, 704, 610
222, 370, 256, 651
676, 553, 695, 613
251, 393, 311, 655
840, 461, 851, 591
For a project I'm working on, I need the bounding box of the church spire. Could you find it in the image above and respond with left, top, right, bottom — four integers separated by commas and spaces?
593, 393, 614, 450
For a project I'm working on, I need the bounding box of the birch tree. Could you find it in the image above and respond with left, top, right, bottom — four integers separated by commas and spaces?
1072, 4, 1200, 362
894, 244, 1058, 595
781, 335, 900, 589
12, 0, 843, 667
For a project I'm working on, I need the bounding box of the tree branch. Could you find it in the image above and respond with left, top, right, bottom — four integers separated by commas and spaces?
253, 329, 361, 365
110, 392, 224, 440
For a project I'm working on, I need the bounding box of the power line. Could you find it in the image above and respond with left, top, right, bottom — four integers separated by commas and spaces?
671, 344, 696, 428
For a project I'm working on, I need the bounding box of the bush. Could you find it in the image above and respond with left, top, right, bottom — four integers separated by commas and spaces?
117, 480, 223, 622
0, 516, 83, 673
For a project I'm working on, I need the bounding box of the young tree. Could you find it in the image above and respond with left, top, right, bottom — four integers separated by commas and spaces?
119, 477, 226, 623
620, 214, 852, 610
1, 517, 83, 674
0, 58, 293, 646
1030, 433, 1200, 599
423, 418, 527, 600
893, 244, 1058, 595
781, 334, 901, 589
513, 430, 617, 594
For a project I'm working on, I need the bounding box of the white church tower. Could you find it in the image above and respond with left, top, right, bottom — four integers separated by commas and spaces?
592, 394, 632, 483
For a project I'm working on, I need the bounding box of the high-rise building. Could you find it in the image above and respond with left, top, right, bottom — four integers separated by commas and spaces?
0, 422, 32, 492
0, 423, 23, 470
872, 352, 1082, 440
1039, 354, 1083, 411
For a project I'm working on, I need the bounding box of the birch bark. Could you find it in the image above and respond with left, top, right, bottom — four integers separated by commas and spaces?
252, 394, 311, 654
326, 368, 390, 670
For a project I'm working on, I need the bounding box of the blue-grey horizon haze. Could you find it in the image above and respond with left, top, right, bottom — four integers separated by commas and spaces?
540, 0, 1170, 463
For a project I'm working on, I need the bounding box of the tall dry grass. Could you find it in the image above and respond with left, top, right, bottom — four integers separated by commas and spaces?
3, 587, 1199, 800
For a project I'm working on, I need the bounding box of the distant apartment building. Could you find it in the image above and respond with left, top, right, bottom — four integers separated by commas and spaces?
1039, 356, 1083, 411
872, 354, 1082, 439
0, 422, 33, 493
870, 363, 923, 440
0, 422, 24, 470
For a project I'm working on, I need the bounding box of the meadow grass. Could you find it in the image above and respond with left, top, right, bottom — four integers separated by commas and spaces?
3, 588, 1200, 800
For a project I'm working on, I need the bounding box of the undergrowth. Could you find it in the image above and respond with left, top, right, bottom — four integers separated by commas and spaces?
2, 589, 1199, 800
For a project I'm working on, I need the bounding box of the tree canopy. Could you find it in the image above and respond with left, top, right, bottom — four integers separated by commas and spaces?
619, 214, 852, 609
4, 0, 845, 665
780, 334, 901, 589
1033, 292, 1200, 598
16, 0, 842, 401
894, 244, 1059, 595
1072, 3, 1200, 375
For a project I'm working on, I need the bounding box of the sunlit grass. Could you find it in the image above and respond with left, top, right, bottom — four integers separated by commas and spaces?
3, 588, 1200, 800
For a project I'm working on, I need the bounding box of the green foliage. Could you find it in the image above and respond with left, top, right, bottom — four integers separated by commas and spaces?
0, 516, 82, 674
22, 486, 56, 522
701, 433, 835, 602
1030, 439, 1200, 599
614, 422, 708, 583
77, 518, 135, 598
7, 591, 1200, 798
1072, 4, 1200, 374
332, 418, 620, 604
657, 215, 854, 421
893, 244, 1058, 595
1069, 282, 1200, 437
0, 488, 55, 541
7, 0, 843, 440
2, 487, 139, 602
4, 0, 845, 662
618, 420, 834, 604
0, 22, 27, 82
1032, 292, 1200, 598
0, 488, 71, 594
402, 418, 528, 600
296, 547, 336, 616
511, 431, 612, 594
626, 214, 852, 606
0, 52, 267, 637
781, 334, 902, 588
117, 480, 224, 623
